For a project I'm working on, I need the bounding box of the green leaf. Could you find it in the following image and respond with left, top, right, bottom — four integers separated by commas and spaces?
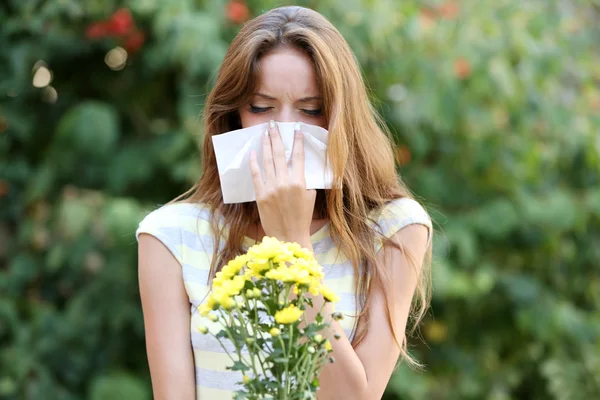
103, 198, 143, 245
470, 198, 519, 239
229, 361, 249, 372
24, 162, 55, 204
57, 196, 93, 240
54, 101, 120, 159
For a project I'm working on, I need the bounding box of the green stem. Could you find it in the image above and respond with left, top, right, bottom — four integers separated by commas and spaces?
250, 295, 269, 378
279, 285, 294, 397
231, 308, 260, 381
212, 334, 238, 365
303, 358, 319, 392
276, 333, 288, 399
290, 349, 309, 377
296, 348, 315, 392
284, 324, 294, 396
221, 311, 251, 367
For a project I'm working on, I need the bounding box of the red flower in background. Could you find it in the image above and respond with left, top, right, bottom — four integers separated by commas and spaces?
85, 22, 108, 39
418, 8, 436, 31
419, 8, 437, 21
124, 31, 145, 54
454, 57, 472, 79
0, 180, 9, 198
107, 8, 134, 37
438, 2, 460, 19
85, 8, 145, 54
227, 0, 249, 24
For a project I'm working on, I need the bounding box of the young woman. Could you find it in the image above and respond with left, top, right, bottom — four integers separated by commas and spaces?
137, 6, 432, 400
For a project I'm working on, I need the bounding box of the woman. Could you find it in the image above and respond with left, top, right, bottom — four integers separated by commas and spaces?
137, 6, 432, 400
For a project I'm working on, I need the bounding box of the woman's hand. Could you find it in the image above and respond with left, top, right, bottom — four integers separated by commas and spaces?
249, 120, 316, 248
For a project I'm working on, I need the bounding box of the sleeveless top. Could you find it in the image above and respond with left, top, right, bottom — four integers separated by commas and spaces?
135, 197, 432, 399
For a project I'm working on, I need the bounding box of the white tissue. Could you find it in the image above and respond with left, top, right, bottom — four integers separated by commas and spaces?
212, 121, 334, 204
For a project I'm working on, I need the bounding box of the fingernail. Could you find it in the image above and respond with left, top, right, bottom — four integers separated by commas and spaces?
269, 120, 276, 129
294, 122, 301, 131
263, 128, 269, 137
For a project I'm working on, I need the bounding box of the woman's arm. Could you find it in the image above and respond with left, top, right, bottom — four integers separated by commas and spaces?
249, 123, 430, 399
138, 234, 196, 400
306, 224, 430, 400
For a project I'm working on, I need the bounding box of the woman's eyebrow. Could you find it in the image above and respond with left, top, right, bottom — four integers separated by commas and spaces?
254, 93, 322, 102
297, 96, 322, 102
255, 93, 277, 100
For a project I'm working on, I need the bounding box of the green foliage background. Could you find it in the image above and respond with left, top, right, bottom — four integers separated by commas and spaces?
1, 0, 599, 399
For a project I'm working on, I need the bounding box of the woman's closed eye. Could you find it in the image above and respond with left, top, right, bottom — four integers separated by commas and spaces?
248, 105, 322, 117
249, 105, 272, 113
301, 108, 322, 116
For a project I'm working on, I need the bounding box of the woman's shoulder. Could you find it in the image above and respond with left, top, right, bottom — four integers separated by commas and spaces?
370, 197, 433, 250
135, 202, 216, 262
136, 201, 212, 235
375, 197, 431, 224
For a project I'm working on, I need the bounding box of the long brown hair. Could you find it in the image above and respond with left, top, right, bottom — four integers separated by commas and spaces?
172, 6, 432, 367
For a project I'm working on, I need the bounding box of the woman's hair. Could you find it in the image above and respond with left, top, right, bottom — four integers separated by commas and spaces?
172, 6, 432, 367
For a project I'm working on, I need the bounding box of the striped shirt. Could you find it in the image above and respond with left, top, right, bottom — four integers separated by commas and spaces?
136, 197, 432, 399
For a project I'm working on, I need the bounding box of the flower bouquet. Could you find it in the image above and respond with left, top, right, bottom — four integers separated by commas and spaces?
197, 237, 342, 400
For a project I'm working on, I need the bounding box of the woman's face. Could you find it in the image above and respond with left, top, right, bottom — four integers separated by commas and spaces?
238, 47, 327, 129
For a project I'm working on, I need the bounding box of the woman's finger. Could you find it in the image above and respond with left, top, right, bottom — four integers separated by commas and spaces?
249, 150, 265, 198
262, 127, 275, 183
291, 123, 306, 184
267, 120, 288, 178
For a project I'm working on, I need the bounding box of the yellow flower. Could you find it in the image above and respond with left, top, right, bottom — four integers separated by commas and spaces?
252, 288, 262, 298
289, 257, 318, 275
222, 254, 248, 277
291, 266, 312, 284
246, 237, 294, 264
213, 260, 248, 291
307, 280, 321, 297
198, 295, 217, 316
264, 267, 286, 282
265, 265, 311, 284
320, 285, 340, 303
291, 245, 316, 262
247, 260, 271, 277
243, 374, 250, 384
275, 251, 295, 264
208, 312, 218, 322
198, 303, 210, 316
294, 258, 324, 279
269, 327, 281, 337
286, 242, 302, 251
220, 275, 246, 297
324, 340, 332, 351
198, 325, 208, 334
220, 296, 236, 309
274, 304, 304, 324
210, 287, 237, 310
247, 237, 282, 262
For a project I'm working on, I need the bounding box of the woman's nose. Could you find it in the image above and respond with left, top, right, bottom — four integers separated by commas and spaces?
276, 107, 296, 123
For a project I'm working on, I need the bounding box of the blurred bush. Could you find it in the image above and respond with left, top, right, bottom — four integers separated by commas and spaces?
1, 0, 599, 399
